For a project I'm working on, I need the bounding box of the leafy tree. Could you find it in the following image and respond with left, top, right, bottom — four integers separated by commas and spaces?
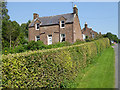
2, 20, 21, 48
103, 32, 118, 43
21, 20, 31, 38
2, 1, 30, 49
2, 2, 10, 20
118, 39, 120, 43
2, 1, 10, 48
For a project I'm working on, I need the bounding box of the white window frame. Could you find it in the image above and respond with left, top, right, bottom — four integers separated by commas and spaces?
48, 35, 52, 45
60, 20, 65, 28
35, 35, 40, 41
60, 34, 66, 42
82, 34, 86, 40
35, 23, 39, 30
92, 33, 94, 38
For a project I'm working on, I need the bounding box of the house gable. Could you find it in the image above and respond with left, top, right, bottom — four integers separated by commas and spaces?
59, 16, 67, 22
73, 14, 83, 42
82, 23, 98, 39
28, 5, 83, 44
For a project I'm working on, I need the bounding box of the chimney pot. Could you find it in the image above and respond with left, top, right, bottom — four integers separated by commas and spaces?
33, 13, 39, 19
73, 5, 78, 15
85, 22, 87, 28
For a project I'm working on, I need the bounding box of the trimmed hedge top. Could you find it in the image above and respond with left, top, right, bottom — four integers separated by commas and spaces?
2, 38, 110, 88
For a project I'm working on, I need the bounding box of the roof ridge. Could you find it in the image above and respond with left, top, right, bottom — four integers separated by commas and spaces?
39, 13, 74, 18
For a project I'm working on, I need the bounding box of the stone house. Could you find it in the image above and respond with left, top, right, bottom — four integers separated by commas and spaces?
28, 5, 83, 45
82, 22, 98, 40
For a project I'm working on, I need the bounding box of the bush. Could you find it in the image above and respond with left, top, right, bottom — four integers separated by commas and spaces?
13, 45, 26, 53
73, 39, 85, 45
2, 47, 10, 55
46, 41, 71, 49
26, 40, 45, 50
85, 38, 94, 42
2, 38, 110, 88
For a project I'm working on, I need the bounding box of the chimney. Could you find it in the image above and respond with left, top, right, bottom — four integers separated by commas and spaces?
33, 13, 39, 19
73, 5, 78, 15
99, 32, 101, 35
85, 22, 87, 28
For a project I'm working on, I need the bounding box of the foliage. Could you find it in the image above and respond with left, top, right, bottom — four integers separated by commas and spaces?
118, 39, 120, 43
2, 1, 31, 49
2, 2, 10, 20
103, 32, 119, 43
46, 41, 71, 49
64, 47, 115, 88
2, 41, 72, 55
26, 40, 46, 51
20, 20, 31, 38
85, 38, 94, 42
2, 38, 110, 88
73, 39, 85, 45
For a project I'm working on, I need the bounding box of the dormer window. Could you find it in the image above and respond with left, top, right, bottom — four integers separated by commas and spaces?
35, 23, 39, 30
60, 21, 65, 28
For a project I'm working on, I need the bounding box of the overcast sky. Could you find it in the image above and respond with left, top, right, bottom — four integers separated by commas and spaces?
7, 2, 118, 37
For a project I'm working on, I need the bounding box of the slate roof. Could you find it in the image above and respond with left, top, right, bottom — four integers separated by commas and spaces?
29, 13, 74, 27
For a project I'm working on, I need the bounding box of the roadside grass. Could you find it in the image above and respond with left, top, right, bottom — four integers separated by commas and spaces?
64, 47, 115, 88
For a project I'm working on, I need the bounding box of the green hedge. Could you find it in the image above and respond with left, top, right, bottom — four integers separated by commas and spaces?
2, 38, 110, 88
2, 41, 72, 55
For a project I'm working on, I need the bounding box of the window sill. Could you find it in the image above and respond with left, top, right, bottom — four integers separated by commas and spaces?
36, 29, 39, 30
60, 27, 65, 29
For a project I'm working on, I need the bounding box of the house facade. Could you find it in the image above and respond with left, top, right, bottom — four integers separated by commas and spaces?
82, 22, 98, 40
28, 5, 83, 45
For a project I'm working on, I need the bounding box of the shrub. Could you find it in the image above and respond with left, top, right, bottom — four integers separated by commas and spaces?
46, 41, 71, 49
73, 39, 85, 45
2, 47, 10, 55
26, 40, 45, 50
2, 38, 110, 88
13, 45, 26, 53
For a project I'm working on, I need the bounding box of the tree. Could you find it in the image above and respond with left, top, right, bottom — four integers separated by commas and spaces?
2, 2, 10, 20
103, 32, 118, 43
2, 20, 21, 48
21, 20, 31, 38
2, 1, 30, 50
2, 1, 10, 48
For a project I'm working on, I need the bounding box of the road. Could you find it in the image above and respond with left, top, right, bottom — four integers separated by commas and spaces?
112, 44, 119, 88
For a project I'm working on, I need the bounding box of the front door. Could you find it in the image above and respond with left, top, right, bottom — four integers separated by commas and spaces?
48, 35, 52, 45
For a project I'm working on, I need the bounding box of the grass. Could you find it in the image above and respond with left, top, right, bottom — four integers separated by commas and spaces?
64, 47, 115, 88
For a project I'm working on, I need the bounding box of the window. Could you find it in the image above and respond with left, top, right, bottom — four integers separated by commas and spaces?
48, 35, 52, 45
60, 21, 65, 28
35, 23, 39, 30
60, 34, 65, 42
82, 34, 86, 40
92, 33, 94, 38
35, 35, 40, 41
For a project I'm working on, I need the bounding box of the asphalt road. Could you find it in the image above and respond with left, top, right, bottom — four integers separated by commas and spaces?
113, 44, 119, 88
118, 44, 120, 89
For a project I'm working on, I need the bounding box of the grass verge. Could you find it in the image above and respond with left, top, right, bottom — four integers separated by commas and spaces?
64, 47, 115, 88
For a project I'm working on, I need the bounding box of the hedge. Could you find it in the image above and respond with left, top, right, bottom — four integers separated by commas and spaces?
2, 38, 110, 88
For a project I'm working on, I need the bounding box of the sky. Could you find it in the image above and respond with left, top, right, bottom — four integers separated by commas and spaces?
7, 2, 118, 37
